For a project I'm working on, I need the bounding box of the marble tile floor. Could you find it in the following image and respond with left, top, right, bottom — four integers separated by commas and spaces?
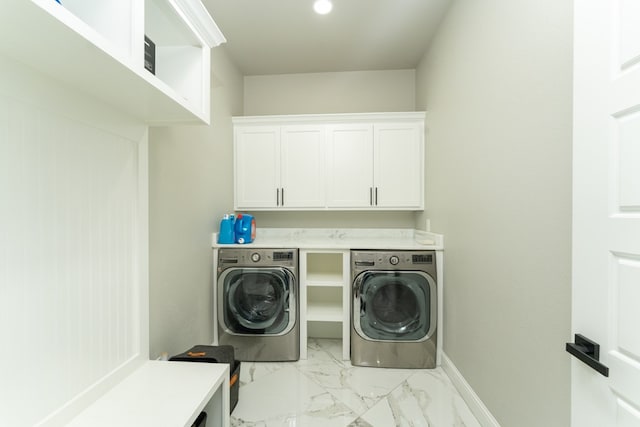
231, 339, 481, 427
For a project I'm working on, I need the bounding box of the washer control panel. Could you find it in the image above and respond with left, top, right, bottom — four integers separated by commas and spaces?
218, 248, 298, 270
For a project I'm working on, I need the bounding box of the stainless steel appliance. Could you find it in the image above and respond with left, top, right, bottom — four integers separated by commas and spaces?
217, 248, 299, 361
351, 250, 437, 368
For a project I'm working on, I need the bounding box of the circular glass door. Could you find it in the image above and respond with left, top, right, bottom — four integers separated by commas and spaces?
354, 271, 436, 342
220, 267, 296, 335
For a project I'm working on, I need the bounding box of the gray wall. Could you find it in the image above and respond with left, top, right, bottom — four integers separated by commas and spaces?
244, 69, 416, 115
148, 48, 243, 358
243, 69, 419, 229
415, 1, 572, 425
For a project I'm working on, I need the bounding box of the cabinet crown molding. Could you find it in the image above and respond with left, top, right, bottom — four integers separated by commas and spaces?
233, 111, 426, 125
173, 0, 226, 47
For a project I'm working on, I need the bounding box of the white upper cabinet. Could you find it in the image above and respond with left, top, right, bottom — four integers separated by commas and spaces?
234, 125, 325, 209
326, 122, 423, 209
0, 0, 225, 124
235, 126, 280, 208
233, 113, 425, 211
326, 124, 374, 208
280, 126, 326, 208
374, 123, 423, 208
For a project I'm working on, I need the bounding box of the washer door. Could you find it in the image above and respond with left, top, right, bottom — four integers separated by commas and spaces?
219, 267, 296, 336
353, 271, 436, 342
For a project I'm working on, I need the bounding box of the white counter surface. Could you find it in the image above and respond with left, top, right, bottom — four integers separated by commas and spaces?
212, 228, 443, 250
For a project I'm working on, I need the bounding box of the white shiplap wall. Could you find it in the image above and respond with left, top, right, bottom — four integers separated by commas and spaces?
0, 58, 149, 426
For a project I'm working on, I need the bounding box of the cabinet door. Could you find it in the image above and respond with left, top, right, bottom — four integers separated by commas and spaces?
280, 125, 325, 208
234, 126, 280, 209
326, 124, 374, 208
373, 122, 423, 209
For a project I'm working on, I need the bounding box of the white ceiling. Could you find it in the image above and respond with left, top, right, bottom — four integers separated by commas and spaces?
203, 0, 452, 76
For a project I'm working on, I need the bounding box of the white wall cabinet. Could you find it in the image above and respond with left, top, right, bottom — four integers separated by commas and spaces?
281, 126, 326, 208
0, 0, 225, 124
235, 125, 326, 209
235, 126, 281, 208
325, 122, 423, 209
326, 124, 374, 207
233, 112, 425, 211
374, 123, 424, 208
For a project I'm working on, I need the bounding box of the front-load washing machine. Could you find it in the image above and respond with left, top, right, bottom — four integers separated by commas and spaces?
351, 250, 437, 368
217, 248, 299, 361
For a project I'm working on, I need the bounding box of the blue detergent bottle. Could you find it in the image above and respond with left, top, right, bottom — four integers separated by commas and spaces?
217, 214, 235, 244
234, 214, 255, 244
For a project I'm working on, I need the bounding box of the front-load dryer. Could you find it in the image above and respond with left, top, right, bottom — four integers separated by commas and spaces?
217, 248, 299, 361
351, 250, 437, 368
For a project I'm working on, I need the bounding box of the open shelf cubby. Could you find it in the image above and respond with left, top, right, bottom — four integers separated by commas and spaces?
307, 286, 343, 322
305, 252, 344, 285
307, 321, 343, 340
52, 0, 135, 58
145, 0, 205, 111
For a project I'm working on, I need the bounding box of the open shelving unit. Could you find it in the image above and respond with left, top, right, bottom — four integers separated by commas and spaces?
0, 0, 225, 124
300, 250, 350, 360
145, 0, 210, 116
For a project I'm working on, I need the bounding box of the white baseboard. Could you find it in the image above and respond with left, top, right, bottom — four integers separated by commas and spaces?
441, 352, 501, 427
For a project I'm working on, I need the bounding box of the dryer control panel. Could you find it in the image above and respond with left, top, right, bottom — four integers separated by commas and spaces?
351, 250, 436, 275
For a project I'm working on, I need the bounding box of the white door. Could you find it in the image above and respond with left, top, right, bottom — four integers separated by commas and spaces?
325, 124, 374, 207
571, 1, 640, 425
234, 126, 280, 209
281, 125, 326, 208
373, 123, 423, 209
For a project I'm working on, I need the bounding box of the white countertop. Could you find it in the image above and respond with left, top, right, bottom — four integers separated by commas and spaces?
212, 228, 443, 250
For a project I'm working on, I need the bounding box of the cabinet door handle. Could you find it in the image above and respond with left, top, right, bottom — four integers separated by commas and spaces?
281, 188, 284, 206
369, 187, 373, 206
276, 188, 280, 206
375, 187, 378, 206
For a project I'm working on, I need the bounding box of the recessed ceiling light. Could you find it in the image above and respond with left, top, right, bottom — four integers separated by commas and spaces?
313, 0, 333, 15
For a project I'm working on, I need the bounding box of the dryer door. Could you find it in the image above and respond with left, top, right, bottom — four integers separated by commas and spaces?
353, 271, 436, 342
219, 267, 296, 336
